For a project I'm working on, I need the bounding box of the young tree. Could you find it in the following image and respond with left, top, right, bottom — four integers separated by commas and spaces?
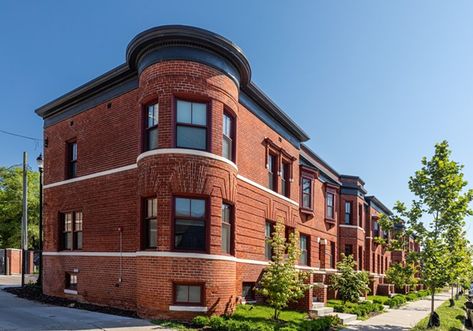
330, 253, 370, 303
0, 166, 39, 249
256, 221, 310, 320
381, 141, 473, 327
385, 262, 417, 292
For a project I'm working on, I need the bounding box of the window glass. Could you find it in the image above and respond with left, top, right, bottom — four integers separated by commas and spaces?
176, 100, 192, 123
147, 104, 159, 127
222, 113, 233, 161
302, 177, 311, 209
222, 204, 232, 254
265, 222, 273, 260
300, 234, 308, 265
326, 193, 334, 218
344, 202, 351, 224
176, 126, 206, 150
174, 198, 206, 251
192, 103, 207, 125
188, 285, 202, 303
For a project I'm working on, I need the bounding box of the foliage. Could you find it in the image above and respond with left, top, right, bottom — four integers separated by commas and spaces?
256, 221, 310, 320
0, 166, 40, 249
331, 301, 384, 318
385, 262, 417, 290
329, 253, 370, 303
191, 305, 340, 330
412, 294, 466, 331
376, 141, 473, 325
385, 295, 407, 308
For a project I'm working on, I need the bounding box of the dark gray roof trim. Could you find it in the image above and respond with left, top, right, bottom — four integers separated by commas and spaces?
341, 187, 365, 197
366, 195, 393, 216
299, 150, 341, 186
340, 174, 366, 186
35, 25, 309, 143
35, 64, 137, 120
300, 145, 341, 184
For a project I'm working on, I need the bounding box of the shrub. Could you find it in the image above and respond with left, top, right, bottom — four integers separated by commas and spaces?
370, 295, 390, 305
406, 293, 418, 301
192, 315, 210, 327
386, 295, 407, 308
332, 301, 384, 318
299, 316, 341, 331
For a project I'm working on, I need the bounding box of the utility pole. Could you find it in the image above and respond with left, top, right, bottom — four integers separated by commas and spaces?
21, 152, 28, 287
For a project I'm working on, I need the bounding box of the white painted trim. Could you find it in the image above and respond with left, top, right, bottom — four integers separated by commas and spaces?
43, 251, 137, 257
43, 251, 324, 271
44, 164, 137, 189
339, 224, 365, 232
366, 236, 373, 239
236, 175, 299, 206
64, 289, 78, 295
169, 305, 208, 312
44, 149, 238, 189
137, 148, 238, 171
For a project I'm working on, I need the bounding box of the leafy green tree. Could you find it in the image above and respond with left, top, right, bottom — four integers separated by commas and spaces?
256, 220, 310, 320
381, 141, 473, 327
330, 253, 370, 303
0, 166, 39, 249
386, 262, 417, 292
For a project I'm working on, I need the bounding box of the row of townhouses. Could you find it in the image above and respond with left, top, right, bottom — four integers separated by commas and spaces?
35, 25, 417, 319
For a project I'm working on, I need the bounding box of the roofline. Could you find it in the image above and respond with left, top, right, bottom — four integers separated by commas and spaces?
366, 195, 393, 216
339, 174, 366, 186
34, 25, 309, 142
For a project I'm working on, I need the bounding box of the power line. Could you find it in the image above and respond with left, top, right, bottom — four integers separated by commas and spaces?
0, 129, 41, 142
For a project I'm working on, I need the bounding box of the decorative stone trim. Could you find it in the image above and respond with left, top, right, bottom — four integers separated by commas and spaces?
169, 305, 208, 312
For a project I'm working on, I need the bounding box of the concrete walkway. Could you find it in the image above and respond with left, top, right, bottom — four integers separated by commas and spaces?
0, 275, 165, 330
342, 292, 451, 331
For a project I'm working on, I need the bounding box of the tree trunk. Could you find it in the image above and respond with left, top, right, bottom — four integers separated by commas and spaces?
431, 287, 435, 314
450, 285, 455, 306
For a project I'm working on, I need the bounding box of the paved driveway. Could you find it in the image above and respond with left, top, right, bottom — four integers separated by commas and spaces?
0, 276, 163, 331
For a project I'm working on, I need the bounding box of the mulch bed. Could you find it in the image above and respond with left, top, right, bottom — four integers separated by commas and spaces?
3, 285, 139, 318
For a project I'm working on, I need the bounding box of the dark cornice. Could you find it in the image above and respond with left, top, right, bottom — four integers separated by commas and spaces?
300, 145, 341, 185
34, 25, 310, 143
366, 195, 393, 216
126, 25, 251, 86
35, 64, 135, 119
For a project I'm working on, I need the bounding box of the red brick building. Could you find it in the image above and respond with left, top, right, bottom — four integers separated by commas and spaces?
35, 25, 411, 319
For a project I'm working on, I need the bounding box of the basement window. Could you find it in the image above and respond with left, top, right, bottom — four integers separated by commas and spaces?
65, 273, 77, 294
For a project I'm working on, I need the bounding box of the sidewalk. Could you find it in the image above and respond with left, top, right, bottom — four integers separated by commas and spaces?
342, 292, 451, 331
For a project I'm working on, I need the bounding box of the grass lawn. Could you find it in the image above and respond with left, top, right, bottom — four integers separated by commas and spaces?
411, 295, 466, 331
152, 304, 310, 330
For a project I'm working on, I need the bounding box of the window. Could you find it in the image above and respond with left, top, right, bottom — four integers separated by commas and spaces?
344, 244, 353, 257
221, 203, 232, 254
174, 284, 203, 305
65, 273, 77, 291
267, 154, 277, 191
66, 141, 77, 178
358, 203, 363, 227
301, 177, 312, 209
144, 197, 157, 248
344, 201, 352, 224
145, 103, 158, 151
300, 234, 309, 265
281, 162, 290, 197
326, 192, 334, 219
74, 212, 83, 250
330, 241, 336, 268
62, 213, 73, 250
264, 222, 274, 260
61, 212, 83, 250
373, 221, 379, 237
242, 282, 256, 301
358, 246, 363, 270
174, 197, 206, 251
222, 112, 234, 161
176, 100, 207, 150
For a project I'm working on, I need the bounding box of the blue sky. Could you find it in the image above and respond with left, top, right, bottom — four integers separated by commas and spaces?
1, 1, 473, 240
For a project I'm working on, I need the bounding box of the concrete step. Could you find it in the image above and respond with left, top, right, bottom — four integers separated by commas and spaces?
330, 312, 358, 324
312, 302, 325, 309
310, 306, 334, 317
